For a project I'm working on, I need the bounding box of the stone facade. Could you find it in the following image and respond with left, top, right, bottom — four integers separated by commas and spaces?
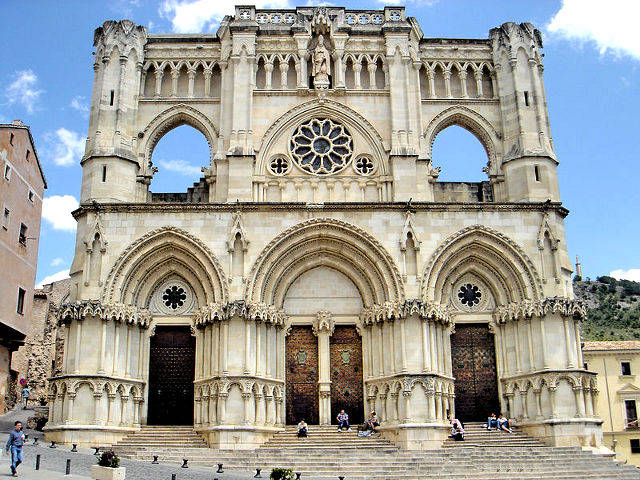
45, 6, 601, 450
0, 120, 47, 412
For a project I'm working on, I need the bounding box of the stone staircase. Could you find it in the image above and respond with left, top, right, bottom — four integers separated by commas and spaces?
109, 423, 640, 479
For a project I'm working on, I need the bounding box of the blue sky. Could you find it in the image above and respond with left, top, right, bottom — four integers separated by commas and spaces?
1, 0, 638, 286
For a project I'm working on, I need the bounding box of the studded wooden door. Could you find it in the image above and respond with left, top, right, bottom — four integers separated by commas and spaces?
330, 326, 364, 425
286, 326, 319, 425
450, 323, 500, 422
147, 326, 196, 425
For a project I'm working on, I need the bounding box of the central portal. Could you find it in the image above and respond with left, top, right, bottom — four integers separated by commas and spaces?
285, 326, 319, 425
330, 326, 364, 424
147, 326, 196, 425
451, 323, 500, 422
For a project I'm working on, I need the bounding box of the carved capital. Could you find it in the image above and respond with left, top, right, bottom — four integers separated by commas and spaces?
313, 311, 335, 336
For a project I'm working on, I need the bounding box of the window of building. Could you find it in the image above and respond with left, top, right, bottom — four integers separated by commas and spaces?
534, 165, 541, 182
9, 133, 14, 146
583, 362, 588, 370
626, 400, 638, 425
2, 208, 9, 230
3, 164, 10, 181
28, 191, 34, 203
102, 165, 107, 182
524, 91, 530, 106
622, 362, 632, 376
109, 90, 115, 106
26, 149, 30, 162
631, 439, 640, 453
18, 223, 27, 246
16, 287, 25, 315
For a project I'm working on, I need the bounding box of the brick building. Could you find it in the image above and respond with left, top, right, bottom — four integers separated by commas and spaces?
0, 120, 47, 412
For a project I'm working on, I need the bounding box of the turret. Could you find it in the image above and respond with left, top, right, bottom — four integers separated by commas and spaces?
490, 22, 559, 202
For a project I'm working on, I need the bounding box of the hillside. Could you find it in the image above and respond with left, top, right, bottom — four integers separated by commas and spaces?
574, 276, 640, 340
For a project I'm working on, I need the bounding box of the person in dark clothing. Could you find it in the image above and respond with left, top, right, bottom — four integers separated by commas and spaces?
5, 421, 25, 477
297, 419, 308, 437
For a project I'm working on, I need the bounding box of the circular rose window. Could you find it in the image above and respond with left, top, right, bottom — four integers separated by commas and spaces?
289, 118, 354, 175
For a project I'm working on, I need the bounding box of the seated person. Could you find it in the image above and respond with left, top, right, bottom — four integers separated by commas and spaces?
486, 412, 498, 430
497, 413, 512, 433
449, 417, 465, 441
365, 411, 380, 432
297, 419, 308, 438
337, 410, 350, 431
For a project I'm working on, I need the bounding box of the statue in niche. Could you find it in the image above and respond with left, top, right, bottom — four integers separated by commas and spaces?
312, 35, 331, 89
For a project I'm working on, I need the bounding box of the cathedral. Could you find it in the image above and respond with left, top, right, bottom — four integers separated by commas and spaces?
45, 6, 601, 450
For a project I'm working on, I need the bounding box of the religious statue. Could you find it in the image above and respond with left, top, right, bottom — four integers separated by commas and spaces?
312, 35, 331, 88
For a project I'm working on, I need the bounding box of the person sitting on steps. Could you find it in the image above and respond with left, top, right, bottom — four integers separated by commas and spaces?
297, 419, 308, 438
449, 416, 465, 441
365, 411, 380, 433
486, 412, 498, 430
497, 413, 513, 433
337, 410, 350, 431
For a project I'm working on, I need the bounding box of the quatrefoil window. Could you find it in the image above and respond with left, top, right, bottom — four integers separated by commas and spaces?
354, 155, 375, 176
289, 118, 354, 175
458, 284, 482, 307
163, 286, 187, 310
268, 156, 291, 176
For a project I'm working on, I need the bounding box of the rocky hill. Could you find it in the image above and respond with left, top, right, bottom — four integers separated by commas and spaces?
574, 276, 640, 340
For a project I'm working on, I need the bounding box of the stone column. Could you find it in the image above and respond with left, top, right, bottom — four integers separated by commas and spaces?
377, 323, 384, 376
170, 67, 179, 96
402, 391, 411, 422
107, 394, 115, 425
575, 321, 584, 368
62, 325, 70, 374
73, 320, 83, 374
368, 63, 377, 89
526, 319, 535, 371
279, 61, 289, 88
459, 70, 468, 98
221, 321, 229, 375
93, 392, 103, 425
154, 69, 163, 96
314, 311, 334, 425
242, 393, 251, 425
427, 68, 436, 98
119, 395, 128, 426
65, 393, 76, 425
474, 70, 483, 97
264, 62, 274, 90
203, 68, 212, 97
218, 393, 227, 425
187, 67, 196, 97
520, 390, 529, 420
256, 322, 263, 376
137, 328, 145, 378
133, 398, 141, 426
443, 69, 452, 98
540, 317, 549, 369
534, 389, 543, 419
112, 322, 120, 376
244, 319, 252, 375
265, 323, 271, 378
429, 322, 438, 374
514, 322, 522, 374
427, 389, 436, 422
573, 386, 586, 418
388, 321, 396, 374
255, 393, 265, 426
564, 318, 576, 368
202, 394, 210, 425
399, 319, 408, 373
353, 61, 362, 89
98, 320, 108, 374
421, 320, 431, 372
125, 324, 132, 378
378, 393, 386, 423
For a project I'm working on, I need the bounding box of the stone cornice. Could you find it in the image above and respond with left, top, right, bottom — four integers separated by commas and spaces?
360, 300, 452, 325
72, 201, 570, 219
493, 297, 587, 324
57, 301, 151, 328
193, 301, 287, 326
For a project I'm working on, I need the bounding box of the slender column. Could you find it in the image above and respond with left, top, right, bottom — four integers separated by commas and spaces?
506, 394, 514, 419
459, 70, 468, 98
194, 398, 201, 426
402, 391, 411, 422
62, 325, 70, 373
575, 321, 584, 367
256, 394, 266, 425
434, 392, 441, 423
540, 317, 549, 369
112, 322, 120, 376
585, 389, 594, 417
73, 321, 83, 374
499, 324, 509, 375
209, 395, 216, 425
98, 320, 108, 374
137, 328, 144, 378
65, 393, 76, 424
429, 322, 438, 373
202, 395, 210, 425
548, 387, 557, 418
315, 314, 333, 425
591, 390, 598, 417
367, 327, 374, 378
203, 68, 212, 97
133, 399, 140, 425
265, 323, 271, 378
276, 398, 284, 425
187, 68, 196, 97
242, 393, 251, 425
443, 69, 452, 98
154, 69, 164, 96
221, 321, 229, 375
427, 69, 436, 98
367, 63, 377, 89
218, 393, 227, 424
520, 391, 529, 420
574, 387, 586, 417
256, 322, 263, 376
125, 324, 132, 378
437, 324, 445, 374
526, 319, 535, 371
490, 71, 498, 98
563, 318, 576, 368
264, 62, 274, 90
377, 323, 384, 376
421, 320, 431, 372
378, 393, 386, 423
279, 62, 289, 88
534, 389, 543, 419
427, 390, 436, 422
474, 70, 483, 97
119, 395, 128, 426
399, 319, 408, 373
205, 326, 212, 377
388, 322, 396, 373
514, 322, 522, 374
353, 61, 362, 89
443, 326, 452, 376
170, 68, 179, 96
212, 323, 220, 375
93, 392, 102, 425
528, 58, 547, 141
244, 319, 251, 375
107, 394, 115, 424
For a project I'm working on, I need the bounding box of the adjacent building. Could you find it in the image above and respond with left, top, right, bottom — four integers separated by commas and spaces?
0, 120, 47, 412
583, 341, 640, 466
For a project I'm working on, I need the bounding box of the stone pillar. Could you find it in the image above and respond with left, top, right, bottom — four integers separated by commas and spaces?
137, 328, 145, 378
93, 392, 103, 425
203, 68, 212, 97
388, 321, 396, 373
574, 386, 586, 418
255, 393, 266, 426
65, 393, 76, 425
133, 398, 141, 426
107, 394, 115, 425
427, 389, 436, 422
125, 324, 132, 378
218, 393, 227, 425
154, 69, 163, 96
73, 320, 83, 374
264, 62, 274, 90
540, 317, 549, 369
564, 318, 576, 368
119, 395, 128, 426
421, 320, 431, 372
265, 323, 271, 378
244, 319, 252, 375
98, 320, 108, 374
514, 321, 522, 374
314, 311, 334, 425
187, 67, 196, 97
443, 69, 452, 98
474, 70, 483, 97
242, 393, 251, 425
112, 322, 120, 376
256, 322, 263, 376
459, 70, 468, 98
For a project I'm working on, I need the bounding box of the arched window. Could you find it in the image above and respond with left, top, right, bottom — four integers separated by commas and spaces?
150, 124, 209, 195
432, 125, 488, 182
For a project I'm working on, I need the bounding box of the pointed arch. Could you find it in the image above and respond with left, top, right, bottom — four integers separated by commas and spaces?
424, 105, 502, 167
102, 226, 228, 308
245, 218, 404, 307
421, 225, 543, 307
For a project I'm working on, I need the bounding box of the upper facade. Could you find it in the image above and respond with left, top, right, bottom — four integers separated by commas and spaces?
0, 121, 47, 339
82, 6, 558, 206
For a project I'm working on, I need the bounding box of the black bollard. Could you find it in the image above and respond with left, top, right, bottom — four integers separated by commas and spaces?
33, 437, 39, 445
181, 458, 189, 468
216, 463, 224, 473
172, 474, 176, 480
254, 468, 262, 478
152, 455, 159, 464
296, 473, 302, 479
71, 444, 78, 452
35, 454, 40, 471
50, 440, 57, 449
338, 477, 345, 480
65, 458, 71, 475
92, 447, 100, 456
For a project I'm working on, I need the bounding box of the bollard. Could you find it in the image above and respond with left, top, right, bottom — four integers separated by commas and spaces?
92, 447, 101, 456
254, 468, 262, 478
171, 474, 176, 480
35, 454, 40, 471
217, 463, 224, 473
152, 455, 159, 464
65, 458, 71, 475
33, 437, 39, 445
296, 473, 302, 479
181, 458, 189, 468
50, 440, 57, 449
71, 444, 78, 452
338, 477, 345, 480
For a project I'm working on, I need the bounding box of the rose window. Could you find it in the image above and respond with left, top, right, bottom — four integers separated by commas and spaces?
163, 285, 187, 310
289, 118, 354, 175
458, 283, 482, 307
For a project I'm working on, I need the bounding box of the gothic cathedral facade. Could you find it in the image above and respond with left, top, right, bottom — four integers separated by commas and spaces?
46, 6, 601, 450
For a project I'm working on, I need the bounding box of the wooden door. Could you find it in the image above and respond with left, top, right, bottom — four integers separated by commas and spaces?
451, 323, 500, 422
286, 326, 319, 425
330, 326, 364, 424
147, 326, 196, 425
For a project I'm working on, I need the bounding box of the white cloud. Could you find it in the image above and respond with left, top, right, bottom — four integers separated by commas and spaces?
50, 257, 64, 267
48, 128, 85, 166
547, 0, 640, 60
42, 195, 79, 232
70, 96, 89, 116
160, 0, 292, 33
159, 159, 202, 176
611, 269, 640, 282
36, 269, 70, 289
5, 70, 43, 113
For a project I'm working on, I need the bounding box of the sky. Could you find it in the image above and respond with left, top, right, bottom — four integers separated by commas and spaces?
0, 0, 638, 287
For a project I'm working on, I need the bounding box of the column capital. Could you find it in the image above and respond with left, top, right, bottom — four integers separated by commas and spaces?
313, 311, 335, 336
